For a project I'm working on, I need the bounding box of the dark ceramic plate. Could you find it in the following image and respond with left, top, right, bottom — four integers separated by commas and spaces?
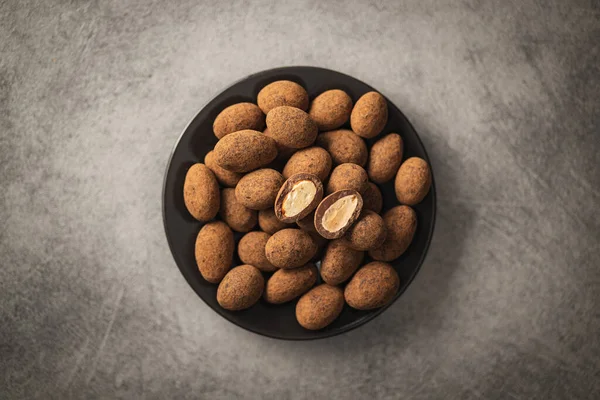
163, 66, 436, 340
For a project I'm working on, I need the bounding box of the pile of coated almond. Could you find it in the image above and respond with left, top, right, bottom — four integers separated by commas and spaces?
183, 80, 431, 330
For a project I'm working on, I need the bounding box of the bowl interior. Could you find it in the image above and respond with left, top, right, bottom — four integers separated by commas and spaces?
163, 66, 436, 340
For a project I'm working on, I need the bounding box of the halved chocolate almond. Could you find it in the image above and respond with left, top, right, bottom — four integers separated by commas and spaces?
274, 173, 324, 223
314, 189, 363, 239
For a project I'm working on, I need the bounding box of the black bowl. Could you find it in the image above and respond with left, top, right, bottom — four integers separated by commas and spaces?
162, 66, 436, 340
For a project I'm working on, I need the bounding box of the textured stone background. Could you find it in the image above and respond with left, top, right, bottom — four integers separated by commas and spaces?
1, 0, 599, 399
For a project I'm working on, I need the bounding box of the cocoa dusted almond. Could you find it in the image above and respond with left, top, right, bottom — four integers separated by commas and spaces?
265, 229, 318, 269
314, 189, 363, 239
274, 173, 323, 223
296, 284, 344, 330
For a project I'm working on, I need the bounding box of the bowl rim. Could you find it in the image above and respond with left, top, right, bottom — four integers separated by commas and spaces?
162, 66, 437, 340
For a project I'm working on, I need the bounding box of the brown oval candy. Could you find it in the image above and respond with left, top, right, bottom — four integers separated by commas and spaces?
344, 210, 387, 251
217, 265, 264, 311
183, 163, 220, 222
314, 189, 363, 239
320, 239, 363, 285
345, 262, 399, 310
296, 284, 344, 330
213, 102, 265, 139
350, 91, 388, 139
368, 133, 403, 184
264, 263, 318, 304
308, 89, 353, 131
274, 173, 324, 223
316, 129, 367, 166
266, 106, 318, 149
257, 80, 309, 114
195, 221, 234, 283
394, 157, 432, 205
282, 147, 332, 182
235, 168, 284, 210
213, 129, 277, 173
326, 163, 368, 195
265, 228, 318, 269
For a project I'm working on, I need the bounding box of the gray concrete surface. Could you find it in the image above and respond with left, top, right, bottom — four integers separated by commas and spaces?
1, 0, 599, 399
